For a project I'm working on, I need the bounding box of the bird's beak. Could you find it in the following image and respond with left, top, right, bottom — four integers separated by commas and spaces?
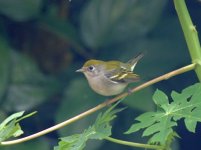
76, 68, 84, 72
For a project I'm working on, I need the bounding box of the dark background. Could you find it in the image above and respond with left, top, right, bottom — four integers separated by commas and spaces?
0, 0, 200, 149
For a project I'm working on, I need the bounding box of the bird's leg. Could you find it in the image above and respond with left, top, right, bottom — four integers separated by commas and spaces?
104, 98, 113, 107
127, 88, 133, 95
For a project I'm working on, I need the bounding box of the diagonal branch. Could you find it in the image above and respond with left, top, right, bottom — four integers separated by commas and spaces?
1, 63, 196, 146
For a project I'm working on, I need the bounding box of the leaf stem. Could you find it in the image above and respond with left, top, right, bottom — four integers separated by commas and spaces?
16, 111, 37, 123
174, 0, 201, 81
105, 137, 164, 150
0, 63, 196, 146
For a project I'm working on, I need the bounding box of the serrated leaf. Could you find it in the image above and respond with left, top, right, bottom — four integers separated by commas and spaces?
142, 118, 177, 137
126, 83, 201, 145
55, 129, 92, 150
91, 106, 125, 140
55, 102, 124, 150
125, 112, 157, 134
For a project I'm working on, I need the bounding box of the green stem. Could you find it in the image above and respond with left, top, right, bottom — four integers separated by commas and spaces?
174, 0, 201, 81
0, 63, 195, 146
0, 2, 199, 148
105, 137, 164, 150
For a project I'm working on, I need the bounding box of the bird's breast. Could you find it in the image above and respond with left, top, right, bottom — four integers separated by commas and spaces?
86, 74, 127, 96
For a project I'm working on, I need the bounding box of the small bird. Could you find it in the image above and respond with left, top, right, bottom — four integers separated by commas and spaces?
76, 53, 144, 96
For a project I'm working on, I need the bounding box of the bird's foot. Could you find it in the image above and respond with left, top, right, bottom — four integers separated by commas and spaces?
127, 88, 133, 95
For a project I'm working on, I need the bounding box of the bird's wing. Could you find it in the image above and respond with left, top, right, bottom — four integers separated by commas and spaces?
105, 67, 140, 83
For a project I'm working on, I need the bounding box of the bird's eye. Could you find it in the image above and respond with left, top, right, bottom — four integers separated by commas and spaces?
88, 65, 95, 72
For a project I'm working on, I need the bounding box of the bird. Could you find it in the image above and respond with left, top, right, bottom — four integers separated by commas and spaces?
76, 53, 144, 96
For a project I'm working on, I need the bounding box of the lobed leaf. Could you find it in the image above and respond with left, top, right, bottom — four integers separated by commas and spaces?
126, 83, 201, 145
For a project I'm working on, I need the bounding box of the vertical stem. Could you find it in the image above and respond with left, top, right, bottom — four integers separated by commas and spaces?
174, 0, 201, 81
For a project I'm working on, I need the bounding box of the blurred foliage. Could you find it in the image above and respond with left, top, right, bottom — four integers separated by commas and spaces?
2, 50, 60, 111
80, 0, 167, 49
0, 36, 10, 102
1, 138, 50, 150
0, 0, 42, 21
0, 0, 200, 150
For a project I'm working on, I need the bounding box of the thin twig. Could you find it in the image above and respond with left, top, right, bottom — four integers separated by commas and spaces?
105, 137, 164, 150
1, 63, 196, 146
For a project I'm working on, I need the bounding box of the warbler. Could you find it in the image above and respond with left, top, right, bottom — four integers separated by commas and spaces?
76, 53, 144, 96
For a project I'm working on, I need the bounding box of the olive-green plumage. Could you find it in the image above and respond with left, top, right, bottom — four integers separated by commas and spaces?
76, 53, 143, 96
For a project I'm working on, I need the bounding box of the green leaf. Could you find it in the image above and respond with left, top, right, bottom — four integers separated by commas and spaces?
0, 0, 42, 21
153, 89, 169, 110
91, 103, 125, 140
0, 121, 23, 142
55, 102, 124, 150
0, 111, 36, 142
55, 134, 87, 150
0, 111, 24, 130
184, 118, 197, 133
125, 112, 157, 134
125, 83, 201, 145
55, 127, 96, 150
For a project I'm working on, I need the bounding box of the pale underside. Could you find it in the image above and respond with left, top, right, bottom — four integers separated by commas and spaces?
85, 73, 128, 96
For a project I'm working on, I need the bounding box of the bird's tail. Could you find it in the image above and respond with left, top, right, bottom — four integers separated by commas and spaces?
127, 52, 144, 71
